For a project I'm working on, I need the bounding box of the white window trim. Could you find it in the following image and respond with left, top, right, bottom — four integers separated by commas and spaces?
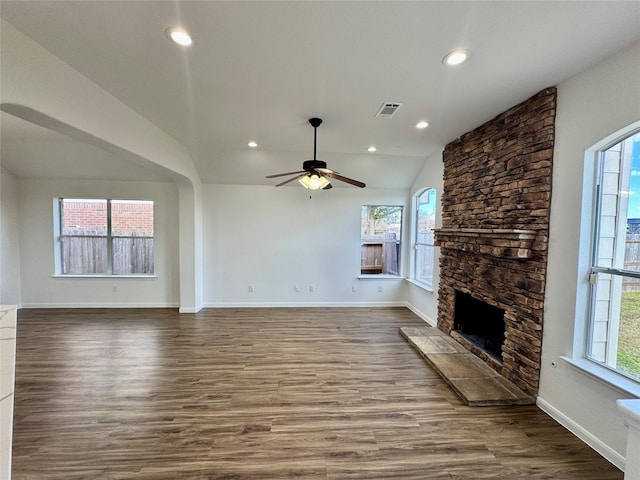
52, 274, 157, 279
54, 197, 155, 277
405, 277, 434, 292
561, 356, 640, 398
358, 274, 405, 280
360, 205, 404, 278
570, 120, 640, 395
409, 188, 436, 290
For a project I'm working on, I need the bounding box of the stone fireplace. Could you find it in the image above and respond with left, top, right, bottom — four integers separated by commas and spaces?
434, 87, 556, 396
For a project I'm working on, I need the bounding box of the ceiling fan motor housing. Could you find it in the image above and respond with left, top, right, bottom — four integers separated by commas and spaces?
303, 160, 327, 171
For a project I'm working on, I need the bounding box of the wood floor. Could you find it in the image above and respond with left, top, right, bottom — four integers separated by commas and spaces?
12, 307, 622, 480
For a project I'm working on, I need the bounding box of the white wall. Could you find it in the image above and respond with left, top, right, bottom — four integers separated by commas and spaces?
538, 40, 640, 467
203, 184, 408, 306
0, 168, 21, 305
1, 19, 203, 312
405, 150, 444, 325
18, 178, 180, 308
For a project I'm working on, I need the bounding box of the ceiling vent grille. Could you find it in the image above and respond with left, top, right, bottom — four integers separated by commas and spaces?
375, 102, 404, 118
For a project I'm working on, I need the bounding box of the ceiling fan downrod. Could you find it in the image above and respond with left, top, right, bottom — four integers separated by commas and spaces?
309, 117, 322, 161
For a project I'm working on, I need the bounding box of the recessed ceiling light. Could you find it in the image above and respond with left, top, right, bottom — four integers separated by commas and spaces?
415, 120, 430, 129
248, 141, 258, 148
166, 27, 193, 46
442, 49, 471, 66
367, 146, 377, 153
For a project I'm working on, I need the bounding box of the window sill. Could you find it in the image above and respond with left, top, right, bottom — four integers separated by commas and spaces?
357, 275, 404, 280
561, 356, 640, 398
405, 278, 434, 292
52, 274, 157, 279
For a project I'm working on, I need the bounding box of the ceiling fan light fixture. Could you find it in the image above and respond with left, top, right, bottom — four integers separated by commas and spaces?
299, 174, 330, 190
318, 176, 331, 189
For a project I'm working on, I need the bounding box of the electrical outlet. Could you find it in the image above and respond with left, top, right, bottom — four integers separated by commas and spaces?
309, 285, 314, 293
294, 285, 300, 293
112, 285, 118, 293
352, 285, 357, 293
248, 285, 255, 293
378, 285, 383, 293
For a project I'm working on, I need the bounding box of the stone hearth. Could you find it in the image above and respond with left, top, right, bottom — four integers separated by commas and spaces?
400, 326, 534, 406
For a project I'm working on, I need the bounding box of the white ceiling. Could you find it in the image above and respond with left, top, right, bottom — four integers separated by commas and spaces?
1, 112, 176, 182
1, 1, 639, 187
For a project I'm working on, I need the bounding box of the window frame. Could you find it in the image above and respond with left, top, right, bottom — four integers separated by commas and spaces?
359, 205, 404, 278
56, 197, 155, 277
410, 188, 437, 291
567, 122, 640, 395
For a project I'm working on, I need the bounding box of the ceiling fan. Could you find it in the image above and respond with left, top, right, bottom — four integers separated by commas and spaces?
266, 117, 366, 190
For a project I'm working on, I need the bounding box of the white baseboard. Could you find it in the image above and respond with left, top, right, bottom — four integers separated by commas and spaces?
20, 302, 179, 309
178, 305, 201, 313
536, 396, 625, 471
18, 301, 422, 314
404, 302, 437, 326
202, 301, 407, 308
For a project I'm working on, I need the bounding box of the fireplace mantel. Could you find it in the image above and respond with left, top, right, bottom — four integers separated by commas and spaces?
434, 228, 537, 259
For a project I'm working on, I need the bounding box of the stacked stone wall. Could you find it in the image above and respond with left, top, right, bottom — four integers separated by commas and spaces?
436, 87, 556, 395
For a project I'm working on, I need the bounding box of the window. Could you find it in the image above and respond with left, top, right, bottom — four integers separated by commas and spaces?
413, 188, 437, 289
59, 198, 154, 275
361, 205, 402, 275
588, 130, 640, 383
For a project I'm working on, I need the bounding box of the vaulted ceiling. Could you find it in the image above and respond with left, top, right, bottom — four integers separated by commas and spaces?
2, 1, 639, 187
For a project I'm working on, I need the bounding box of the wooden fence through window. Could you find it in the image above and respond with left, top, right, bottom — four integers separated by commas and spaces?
62, 236, 154, 274
361, 233, 399, 275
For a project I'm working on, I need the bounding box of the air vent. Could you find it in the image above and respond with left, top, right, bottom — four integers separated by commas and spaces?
375, 102, 404, 118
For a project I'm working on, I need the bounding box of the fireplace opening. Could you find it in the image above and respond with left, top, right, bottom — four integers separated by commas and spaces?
454, 291, 506, 361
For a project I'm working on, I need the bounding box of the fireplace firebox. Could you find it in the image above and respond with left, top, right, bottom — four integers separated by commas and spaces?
454, 291, 505, 361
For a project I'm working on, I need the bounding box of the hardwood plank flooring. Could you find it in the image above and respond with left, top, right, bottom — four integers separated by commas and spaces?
11, 307, 622, 479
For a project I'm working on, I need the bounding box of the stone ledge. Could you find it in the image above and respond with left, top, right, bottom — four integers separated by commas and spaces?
400, 326, 535, 407
433, 228, 537, 259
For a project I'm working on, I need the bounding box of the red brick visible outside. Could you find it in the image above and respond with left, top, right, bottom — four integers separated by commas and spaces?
62, 200, 153, 236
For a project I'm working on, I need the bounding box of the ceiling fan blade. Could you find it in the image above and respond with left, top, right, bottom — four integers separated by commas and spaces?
316, 167, 340, 175
322, 182, 333, 190
266, 170, 306, 179
325, 171, 366, 188
274, 173, 306, 187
